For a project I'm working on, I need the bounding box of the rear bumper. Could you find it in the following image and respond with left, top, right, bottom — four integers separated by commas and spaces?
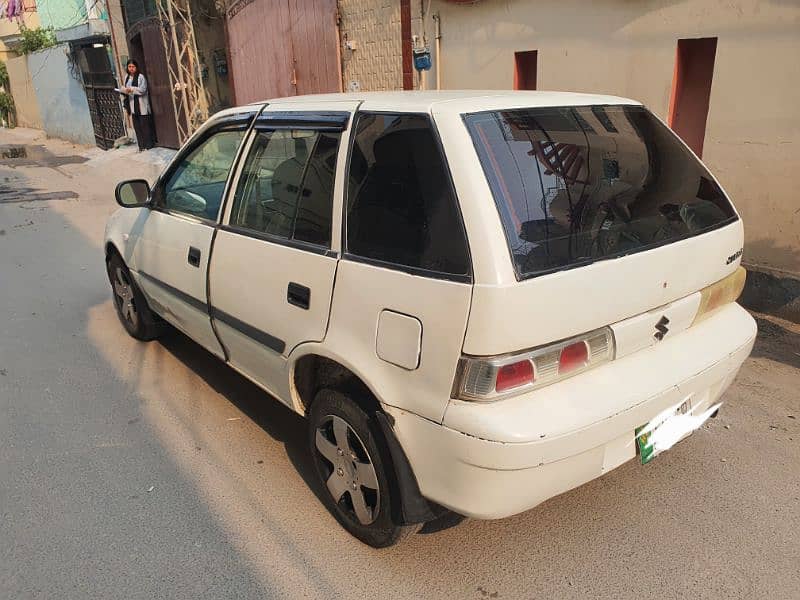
386, 303, 757, 519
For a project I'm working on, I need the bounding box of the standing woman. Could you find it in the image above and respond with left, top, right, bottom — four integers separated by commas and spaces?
123, 60, 155, 151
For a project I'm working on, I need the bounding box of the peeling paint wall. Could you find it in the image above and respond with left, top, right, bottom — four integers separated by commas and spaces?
416, 0, 800, 278
6, 55, 43, 129
28, 45, 95, 146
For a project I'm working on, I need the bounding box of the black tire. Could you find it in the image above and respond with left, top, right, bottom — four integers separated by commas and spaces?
308, 389, 419, 548
106, 251, 163, 341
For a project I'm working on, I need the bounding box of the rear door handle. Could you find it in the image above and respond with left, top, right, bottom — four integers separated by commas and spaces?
287, 282, 310, 310
187, 246, 201, 267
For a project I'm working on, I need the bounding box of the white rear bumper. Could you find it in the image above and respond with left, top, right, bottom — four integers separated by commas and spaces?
386, 303, 757, 519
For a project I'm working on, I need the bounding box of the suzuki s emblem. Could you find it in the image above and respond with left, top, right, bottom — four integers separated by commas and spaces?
654, 316, 670, 341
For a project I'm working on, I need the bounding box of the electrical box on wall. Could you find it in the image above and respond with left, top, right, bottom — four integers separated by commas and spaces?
213, 49, 228, 76
413, 47, 432, 71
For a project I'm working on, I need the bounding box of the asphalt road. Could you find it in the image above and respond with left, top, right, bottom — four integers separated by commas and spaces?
1, 128, 799, 599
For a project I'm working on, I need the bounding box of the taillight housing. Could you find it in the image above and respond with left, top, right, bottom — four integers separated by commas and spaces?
693, 266, 746, 325
454, 327, 615, 402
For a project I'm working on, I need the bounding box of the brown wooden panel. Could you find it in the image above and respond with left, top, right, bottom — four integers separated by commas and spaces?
289, 0, 340, 96
514, 50, 538, 91
128, 21, 180, 149
227, 0, 294, 104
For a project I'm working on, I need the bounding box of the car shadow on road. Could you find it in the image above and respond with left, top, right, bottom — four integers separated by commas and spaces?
152, 325, 469, 536
154, 327, 321, 490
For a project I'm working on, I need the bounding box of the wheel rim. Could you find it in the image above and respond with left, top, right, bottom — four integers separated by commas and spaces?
112, 266, 139, 329
315, 415, 380, 525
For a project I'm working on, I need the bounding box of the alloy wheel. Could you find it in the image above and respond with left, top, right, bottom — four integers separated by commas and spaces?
112, 267, 139, 329
314, 415, 380, 525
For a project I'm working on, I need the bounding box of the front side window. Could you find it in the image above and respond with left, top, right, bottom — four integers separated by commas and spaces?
465, 105, 737, 279
229, 129, 339, 247
160, 129, 245, 220
346, 113, 470, 278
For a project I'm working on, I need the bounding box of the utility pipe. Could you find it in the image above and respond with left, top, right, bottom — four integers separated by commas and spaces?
433, 12, 441, 90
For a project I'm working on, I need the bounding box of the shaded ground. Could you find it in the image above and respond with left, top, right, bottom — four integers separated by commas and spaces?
1, 127, 798, 599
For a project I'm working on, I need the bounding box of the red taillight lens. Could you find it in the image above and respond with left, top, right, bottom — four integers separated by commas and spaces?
495, 360, 534, 392
455, 327, 614, 402
558, 341, 589, 374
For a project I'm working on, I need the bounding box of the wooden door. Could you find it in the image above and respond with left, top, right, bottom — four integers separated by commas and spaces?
129, 25, 181, 149
288, 0, 341, 96
227, 0, 340, 104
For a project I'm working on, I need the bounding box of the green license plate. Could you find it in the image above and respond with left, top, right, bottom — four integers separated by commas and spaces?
636, 399, 693, 464
635, 425, 657, 464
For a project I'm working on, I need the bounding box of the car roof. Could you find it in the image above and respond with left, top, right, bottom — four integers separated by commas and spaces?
242, 90, 641, 114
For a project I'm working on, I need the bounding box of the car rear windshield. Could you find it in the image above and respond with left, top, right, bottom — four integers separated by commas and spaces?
464, 105, 737, 279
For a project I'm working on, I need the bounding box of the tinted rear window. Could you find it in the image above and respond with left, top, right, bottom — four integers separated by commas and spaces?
465, 105, 737, 279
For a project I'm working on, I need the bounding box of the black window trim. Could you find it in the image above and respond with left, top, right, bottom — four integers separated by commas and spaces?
150, 112, 257, 224
254, 110, 351, 131
220, 110, 350, 257
461, 103, 740, 281
341, 110, 474, 285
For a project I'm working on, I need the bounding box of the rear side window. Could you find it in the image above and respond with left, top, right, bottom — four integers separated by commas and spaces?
465, 105, 737, 279
230, 129, 339, 247
346, 113, 471, 279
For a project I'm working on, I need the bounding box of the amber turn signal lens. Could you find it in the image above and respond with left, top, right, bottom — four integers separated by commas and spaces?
693, 267, 746, 325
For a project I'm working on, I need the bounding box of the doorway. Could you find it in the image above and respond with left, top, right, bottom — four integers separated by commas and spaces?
127, 28, 180, 149
514, 50, 538, 91
75, 40, 127, 150
668, 37, 717, 158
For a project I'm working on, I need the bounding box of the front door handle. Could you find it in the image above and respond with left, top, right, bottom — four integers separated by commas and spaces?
287, 282, 310, 310
187, 246, 201, 268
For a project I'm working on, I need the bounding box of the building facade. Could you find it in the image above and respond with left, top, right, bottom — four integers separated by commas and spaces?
119, 0, 234, 148
0, 1, 40, 61
1, 2, 43, 128
336, 0, 800, 311
3, 0, 127, 147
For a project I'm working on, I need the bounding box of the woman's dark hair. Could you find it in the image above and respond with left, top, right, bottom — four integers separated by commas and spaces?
126, 59, 141, 74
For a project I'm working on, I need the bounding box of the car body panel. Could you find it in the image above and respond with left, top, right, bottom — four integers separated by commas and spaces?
323, 259, 472, 423
389, 303, 756, 518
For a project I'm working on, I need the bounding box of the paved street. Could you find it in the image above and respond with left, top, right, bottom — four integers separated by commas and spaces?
1, 128, 799, 599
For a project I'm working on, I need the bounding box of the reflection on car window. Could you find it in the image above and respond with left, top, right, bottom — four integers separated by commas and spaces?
346, 113, 470, 278
162, 130, 244, 220
230, 129, 339, 247
465, 105, 736, 278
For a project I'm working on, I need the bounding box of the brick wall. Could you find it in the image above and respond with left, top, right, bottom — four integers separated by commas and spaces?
338, 0, 403, 91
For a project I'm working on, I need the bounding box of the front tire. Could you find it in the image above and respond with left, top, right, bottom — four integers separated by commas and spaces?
106, 252, 162, 341
308, 389, 418, 548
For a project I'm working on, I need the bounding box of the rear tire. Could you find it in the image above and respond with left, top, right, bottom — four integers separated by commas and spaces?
308, 389, 419, 548
106, 252, 163, 341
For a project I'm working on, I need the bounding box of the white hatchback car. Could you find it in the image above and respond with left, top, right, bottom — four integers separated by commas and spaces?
105, 91, 757, 547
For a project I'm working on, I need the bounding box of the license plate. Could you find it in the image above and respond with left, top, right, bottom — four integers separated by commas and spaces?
636, 398, 719, 464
